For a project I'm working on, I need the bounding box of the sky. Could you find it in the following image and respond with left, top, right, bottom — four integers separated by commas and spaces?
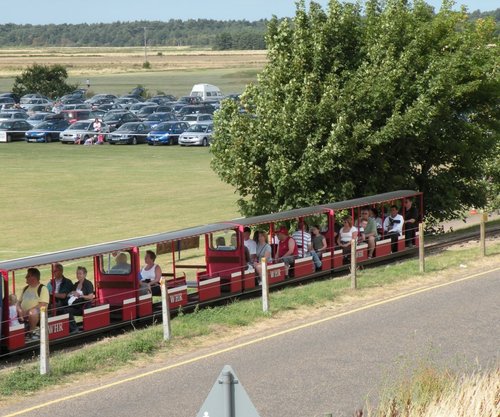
0, 0, 497, 24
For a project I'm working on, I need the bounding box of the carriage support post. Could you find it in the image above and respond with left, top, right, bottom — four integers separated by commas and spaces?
40, 306, 50, 375
261, 258, 269, 313
419, 222, 425, 273
160, 278, 171, 341
480, 212, 487, 257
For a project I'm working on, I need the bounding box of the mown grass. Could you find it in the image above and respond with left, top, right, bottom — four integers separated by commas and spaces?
1, 242, 498, 398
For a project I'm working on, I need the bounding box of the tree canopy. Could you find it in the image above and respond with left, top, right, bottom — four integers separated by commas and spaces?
211, 0, 499, 221
12, 64, 78, 98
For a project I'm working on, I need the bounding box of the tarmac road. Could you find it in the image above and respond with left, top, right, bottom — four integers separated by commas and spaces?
2, 266, 499, 417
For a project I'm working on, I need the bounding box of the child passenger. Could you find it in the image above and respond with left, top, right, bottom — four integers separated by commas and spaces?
9, 294, 20, 327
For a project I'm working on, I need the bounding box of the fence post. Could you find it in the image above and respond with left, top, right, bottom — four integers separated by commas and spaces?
419, 222, 425, 273
261, 257, 269, 313
160, 278, 171, 341
480, 212, 487, 257
39, 306, 50, 375
351, 239, 357, 289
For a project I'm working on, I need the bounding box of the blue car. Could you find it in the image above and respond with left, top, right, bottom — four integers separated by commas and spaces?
25, 118, 70, 143
147, 121, 190, 145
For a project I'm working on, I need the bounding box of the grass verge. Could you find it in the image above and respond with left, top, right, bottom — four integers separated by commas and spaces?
0, 241, 498, 399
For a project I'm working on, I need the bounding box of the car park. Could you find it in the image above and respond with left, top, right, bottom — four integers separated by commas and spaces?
181, 113, 213, 126
147, 121, 190, 145
178, 123, 213, 147
142, 112, 177, 129
59, 119, 110, 144
107, 122, 151, 145
102, 111, 140, 130
25, 118, 70, 142
0, 120, 33, 142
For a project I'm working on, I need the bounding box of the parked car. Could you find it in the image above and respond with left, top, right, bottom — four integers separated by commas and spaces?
142, 112, 177, 129
129, 102, 157, 115
0, 92, 20, 103
0, 120, 33, 142
26, 112, 55, 127
107, 122, 151, 145
102, 111, 140, 130
114, 97, 141, 109
0, 97, 15, 107
86, 94, 117, 108
0, 111, 28, 121
20, 98, 52, 111
181, 113, 213, 126
136, 105, 159, 120
60, 109, 95, 124
178, 123, 214, 147
59, 119, 110, 144
177, 104, 215, 117
147, 121, 190, 145
27, 104, 52, 116
25, 119, 70, 143
20, 93, 50, 104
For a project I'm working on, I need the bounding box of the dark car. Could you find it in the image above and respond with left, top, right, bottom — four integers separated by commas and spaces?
146, 121, 190, 145
136, 105, 159, 120
0, 120, 33, 142
26, 112, 55, 127
142, 112, 177, 129
107, 122, 151, 145
177, 104, 215, 117
0, 92, 20, 103
102, 111, 140, 130
25, 119, 70, 143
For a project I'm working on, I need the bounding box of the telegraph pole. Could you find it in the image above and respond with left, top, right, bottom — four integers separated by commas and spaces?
143, 27, 148, 63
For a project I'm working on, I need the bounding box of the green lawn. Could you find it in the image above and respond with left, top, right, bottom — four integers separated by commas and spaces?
0, 142, 239, 259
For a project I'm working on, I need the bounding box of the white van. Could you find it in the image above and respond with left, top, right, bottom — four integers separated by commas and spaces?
190, 84, 223, 101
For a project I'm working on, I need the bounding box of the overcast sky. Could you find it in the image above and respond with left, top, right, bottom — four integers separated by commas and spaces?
0, 0, 496, 24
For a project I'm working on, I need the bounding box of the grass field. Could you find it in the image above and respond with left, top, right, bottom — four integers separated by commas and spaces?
0, 142, 239, 259
0, 47, 266, 95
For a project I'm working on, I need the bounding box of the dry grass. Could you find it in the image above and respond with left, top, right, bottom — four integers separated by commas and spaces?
369, 366, 500, 417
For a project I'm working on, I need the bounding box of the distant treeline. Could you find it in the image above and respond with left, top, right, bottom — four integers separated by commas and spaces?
0, 19, 268, 50
0, 9, 497, 50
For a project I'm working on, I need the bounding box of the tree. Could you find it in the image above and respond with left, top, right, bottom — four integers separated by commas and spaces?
211, 0, 499, 220
12, 64, 78, 98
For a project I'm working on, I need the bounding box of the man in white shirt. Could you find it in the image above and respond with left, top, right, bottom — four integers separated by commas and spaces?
383, 205, 404, 252
243, 227, 257, 262
291, 220, 322, 271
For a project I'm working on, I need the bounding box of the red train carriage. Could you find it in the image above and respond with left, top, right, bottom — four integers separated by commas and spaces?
0, 190, 422, 353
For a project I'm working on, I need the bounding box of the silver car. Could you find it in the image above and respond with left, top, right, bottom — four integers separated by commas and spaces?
59, 119, 109, 144
181, 113, 213, 126
178, 122, 213, 147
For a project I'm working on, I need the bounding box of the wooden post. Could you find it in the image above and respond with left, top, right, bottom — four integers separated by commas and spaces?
351, 239, 357, 289
419, 222, 425, 273
39, 306, 50, 375
261, 257, 269, 313
480, 212, 487, 257
160, 278, 171, 341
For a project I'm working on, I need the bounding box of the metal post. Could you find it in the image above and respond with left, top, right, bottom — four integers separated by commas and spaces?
351, 239, 357, 289
143, 27, 148, 63
40, 306, 50, 375
221, 370, 234, 417
160, 278, 171, 341
480, 212, 487, 257
419, 222, 425, 273
261, 257, 269, 313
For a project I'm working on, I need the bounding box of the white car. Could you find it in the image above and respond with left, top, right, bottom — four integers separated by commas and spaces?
178, 123, 213, 147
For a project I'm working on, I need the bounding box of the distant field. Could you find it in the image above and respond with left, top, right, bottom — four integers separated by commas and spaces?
0, 47, 266, 95
0, 142, 239, 260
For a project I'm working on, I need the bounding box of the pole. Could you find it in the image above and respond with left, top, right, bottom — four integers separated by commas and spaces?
221, 370, 234, 417
350, 239, 357, 289
480, 212, 487, 257
40, 306, 50, 375
143, 27, 148, 63
261, 257, 269, 313
160, 278, 171, 341
419, 222, 425, 273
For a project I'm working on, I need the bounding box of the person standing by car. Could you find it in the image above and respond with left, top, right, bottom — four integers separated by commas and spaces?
93, 117, 103, 145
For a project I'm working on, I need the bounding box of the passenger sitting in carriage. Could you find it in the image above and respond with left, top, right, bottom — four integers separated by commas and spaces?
276, 226, 298, 277
383, 205, 404, 253
253, 230, 272, 279
356, 207, 378, 258
337, 216, 358, 264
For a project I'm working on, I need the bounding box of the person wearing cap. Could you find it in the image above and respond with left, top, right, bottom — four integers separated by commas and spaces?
276, 226, 298, 277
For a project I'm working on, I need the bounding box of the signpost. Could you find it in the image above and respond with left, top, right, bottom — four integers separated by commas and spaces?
197, 365, 261, 417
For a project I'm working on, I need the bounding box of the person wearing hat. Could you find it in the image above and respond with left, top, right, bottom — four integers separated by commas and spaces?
276, 226, 298, 277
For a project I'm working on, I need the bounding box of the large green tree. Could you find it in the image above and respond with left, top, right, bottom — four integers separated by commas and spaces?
211, 0, 499, 220
12, 64, 78, 99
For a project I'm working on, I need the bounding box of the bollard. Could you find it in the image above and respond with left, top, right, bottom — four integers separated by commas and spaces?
261, 257, 269, 313
419, 222, 425, 273
480, 212, 487, 257
40, 306, 50, 375
351, 239, 357, 289
160, 278, 171, 341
